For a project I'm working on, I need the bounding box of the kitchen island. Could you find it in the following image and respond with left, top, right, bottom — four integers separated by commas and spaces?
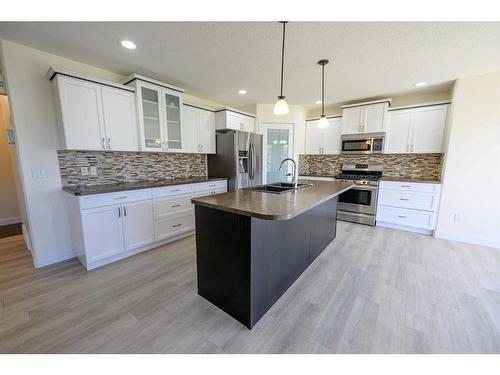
191, 179, 353, 328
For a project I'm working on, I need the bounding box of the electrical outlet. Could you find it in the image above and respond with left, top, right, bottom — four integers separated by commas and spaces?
81, 167, 89, 176
31, 167, 48, 179
89, 166, 98, 177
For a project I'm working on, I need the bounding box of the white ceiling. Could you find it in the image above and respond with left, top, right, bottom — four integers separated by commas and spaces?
0, 22, 499, 108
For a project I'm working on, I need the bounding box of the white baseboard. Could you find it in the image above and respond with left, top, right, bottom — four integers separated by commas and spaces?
434, 230, 500, 249
0, 216, 21, 226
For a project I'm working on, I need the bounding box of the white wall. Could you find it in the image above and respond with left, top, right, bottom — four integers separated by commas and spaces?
435, 71, 500, 248
256, 103, 307, 162
0, 95, 20, 225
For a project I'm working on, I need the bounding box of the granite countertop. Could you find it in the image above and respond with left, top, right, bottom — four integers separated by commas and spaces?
63, 177, 227, 196
191, 179, 354, 221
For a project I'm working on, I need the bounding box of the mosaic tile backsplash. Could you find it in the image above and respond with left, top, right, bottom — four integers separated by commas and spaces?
58, 150, 207, 187
299, 153, 443, 181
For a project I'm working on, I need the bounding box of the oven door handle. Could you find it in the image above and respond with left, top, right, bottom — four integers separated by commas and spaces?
352, 184, 378, 191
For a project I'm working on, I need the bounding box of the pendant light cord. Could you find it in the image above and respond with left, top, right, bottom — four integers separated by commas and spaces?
321, 63, 325, 116
279, 21, 287, 98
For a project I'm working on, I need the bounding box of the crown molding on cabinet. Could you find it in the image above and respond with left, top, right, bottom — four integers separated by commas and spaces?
388, 101, 451, 111
47, 67, 135, 92
122, 73, 184, 93
341, 98, 392, 109
214, 106, 256, 119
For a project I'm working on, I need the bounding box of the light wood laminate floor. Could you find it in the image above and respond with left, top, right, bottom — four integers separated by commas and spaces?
1, 222, 499, 353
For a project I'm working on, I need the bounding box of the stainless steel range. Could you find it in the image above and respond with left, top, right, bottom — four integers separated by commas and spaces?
335, 163, 383, 226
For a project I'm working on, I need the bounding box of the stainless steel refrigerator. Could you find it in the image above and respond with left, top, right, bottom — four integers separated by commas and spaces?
207, 130, 263, 191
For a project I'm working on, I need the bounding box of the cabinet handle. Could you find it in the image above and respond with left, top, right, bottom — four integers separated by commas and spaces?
114, 196, 127, 200
172, 223, 182, 228
170, 189, 181, 192
209, 184, 216, 187
397, 215, 407, 219
102, 137, 106, 149
107, 137, 111, 149
201, 144, 204, 152
401, 185, 411, 188
171, 204, 181, 208
411, 144, 414, 152
123, 206, 127, 216
118, 207, 121, 218
399, 198, 409, 201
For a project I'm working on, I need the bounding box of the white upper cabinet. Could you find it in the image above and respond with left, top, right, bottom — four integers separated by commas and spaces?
51, 70, 139, 151
124, 74, 185, 152
54, 75, 107, 150
323, 118, 342, 154
341, 100, 389, 134
412, 105, 448, 153
215, 109, 256, 133
385, 109, 413, 153
305, 117, 342, 155
386, 104, 449, 154
101, 86, 138, 151
182, 105, 216, 154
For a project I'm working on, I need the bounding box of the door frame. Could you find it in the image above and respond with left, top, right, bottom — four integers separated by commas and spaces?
260, 122, 295, 184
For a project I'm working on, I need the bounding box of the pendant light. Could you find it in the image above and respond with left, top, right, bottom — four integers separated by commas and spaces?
317, 59, 330, 128
274, 21, 290, 115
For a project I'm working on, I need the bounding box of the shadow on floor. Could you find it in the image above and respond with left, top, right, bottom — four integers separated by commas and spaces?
0, 223, 22, 239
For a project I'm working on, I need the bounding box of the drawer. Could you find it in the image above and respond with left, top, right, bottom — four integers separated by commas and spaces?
376, 206, 436, 230
79, 189, 152, 209
378, 190, 438, 212
193, 180, 227, 192
379, 181, 441, 193
156, 212, 194, 240
152, 184, 193, 198
154, 195, 193, 219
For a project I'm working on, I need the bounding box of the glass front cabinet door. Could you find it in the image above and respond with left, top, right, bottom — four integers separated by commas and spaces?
131, 78, 184, 152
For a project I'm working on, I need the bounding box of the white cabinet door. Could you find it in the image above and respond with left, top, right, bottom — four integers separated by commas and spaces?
122, 200, 155, 251
137, 83, 164, 151
242, 115, 255, 133
323, 118, 342, 154
181, 105, 199, 153
305, 120, 323, 154
198, 109, 216, 154
386, 109, 413, 153
363, 102, 388, 133
81, 205, 124, 262
411, 105, 448, 153
341, 106, 363, 134
101, 86, 138, 151
164, 90, 183, 151
226, 112, 243, 130
56, 76, 106, 150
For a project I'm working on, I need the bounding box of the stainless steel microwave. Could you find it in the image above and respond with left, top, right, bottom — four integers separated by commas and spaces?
341, 132, 385, 154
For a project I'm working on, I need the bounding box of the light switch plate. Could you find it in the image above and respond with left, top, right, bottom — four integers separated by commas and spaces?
81, 167, 89, 176
89, 166, 98, 177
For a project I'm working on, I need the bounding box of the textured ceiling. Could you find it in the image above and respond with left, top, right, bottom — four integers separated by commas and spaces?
0, 22, 499, 108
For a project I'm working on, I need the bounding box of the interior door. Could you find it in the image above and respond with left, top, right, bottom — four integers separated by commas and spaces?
341, 106, 363, 134
198, 109, 216, 153
122, 200, 155, 251
181, 105, 199, 153
101, 86, 138, 151
261, 123, 294, 184
305, 120, 323, 154
412, 105, 448, 153
386, 109, 413, 153
81, 205, 124, 262
57, 75, 106, 150
322, 118, 342, 154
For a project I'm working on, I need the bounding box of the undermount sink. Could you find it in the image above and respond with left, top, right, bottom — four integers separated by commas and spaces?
250, 182, 312, 194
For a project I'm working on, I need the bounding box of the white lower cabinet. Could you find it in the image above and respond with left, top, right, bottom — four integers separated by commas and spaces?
81, 204, 125, 263
67, 179, 227, 270
376, 180, 441, 235
122, 200, 155, 250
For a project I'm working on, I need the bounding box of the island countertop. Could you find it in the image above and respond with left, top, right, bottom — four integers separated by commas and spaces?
191, 179, 354, 220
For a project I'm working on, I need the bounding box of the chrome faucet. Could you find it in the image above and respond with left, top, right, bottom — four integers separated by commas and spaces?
279, 158, 298, 188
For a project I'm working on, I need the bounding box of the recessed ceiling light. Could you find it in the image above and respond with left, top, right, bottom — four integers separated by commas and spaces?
238, 89, 247, 95
120, 40, 136, 50
414, 81, 427, 87
315, 100, 323, 104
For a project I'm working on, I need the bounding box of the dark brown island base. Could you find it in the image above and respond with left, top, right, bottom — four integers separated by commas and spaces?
191, 180, 354, 329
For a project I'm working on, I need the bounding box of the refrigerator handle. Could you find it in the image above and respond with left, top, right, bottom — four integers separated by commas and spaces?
249, 143, 254, 180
